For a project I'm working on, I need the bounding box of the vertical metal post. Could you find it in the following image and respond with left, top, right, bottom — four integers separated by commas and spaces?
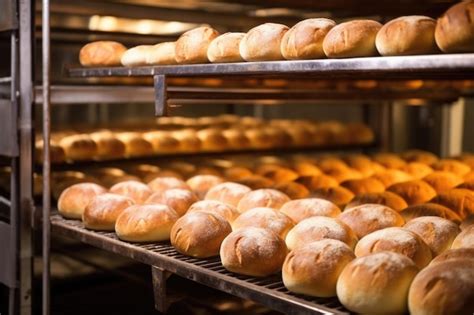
440, 98, 464, 158
151, 266, 170, 313
42, 0, 51, 313
154, 75, 167, 117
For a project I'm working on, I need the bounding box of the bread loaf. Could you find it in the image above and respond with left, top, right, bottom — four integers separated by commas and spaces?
59, 134, 98, 161
237, 188, 290, 213
207, 32, 245, 63
147, 176, 190, 194
431, 188, 474, 219
109, 180, 152, 204
372, 169, 413, 187
340, 177, 385, 195
311, 186, 355, 208
90, 131, 126, 160
430, 247, 474, 264
121, 45, 152, 66
402, 162, 433, 179
187, 200, 239, 223
401, 149, 438, 165
451, 225, 474, 249
435, 0, 474, 53
146, 42, 177, 65
387, 180, 437, 205
236, 175, 274, 190
232, 207, 294, 239
424, 171, 464, 193
279, 198, 341, 223
58, 183, 107, 219
175, 26, 220, 64
296, 174, 339, 190
432, 159, 471, 177
273, 182, 309, 199
401, 203, 462, 224
185, 175, 224, 199
116, 132, 154, 157
239, 23, 289, 61
146, 188, 198, 217
143, 131, 180, 154
79, 41, 126, 67
204, 182, 251, 208
83, 193, 134, 231
196, 128, 229, 151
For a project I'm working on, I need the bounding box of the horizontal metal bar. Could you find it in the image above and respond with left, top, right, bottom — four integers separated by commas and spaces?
0, 77, 12, 84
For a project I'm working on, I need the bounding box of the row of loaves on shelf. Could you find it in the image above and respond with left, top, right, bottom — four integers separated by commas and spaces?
79, 1, 474, 67
34, 117, 374, 163
56, 150, 474, 314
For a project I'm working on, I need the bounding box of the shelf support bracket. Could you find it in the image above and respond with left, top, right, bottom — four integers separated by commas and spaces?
154, 74, 167, 117
151, 266, 171, 313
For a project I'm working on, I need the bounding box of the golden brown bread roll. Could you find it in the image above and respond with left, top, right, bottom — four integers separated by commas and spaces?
387, 180, 437, 206
170, 211, 231, 258
172, 129, 202, 153
79, 41, 126, 67
451, 225, 474, 249
401, 203, 462, 224
322, 20, 382, 58
58, 183, 107, 219
185, 175, 224, 200
51, 171, 97, 200
232, 207, 294, 239
280, 18, 336, 60
222, 128, 250, 150
146, 188, 198, 217
408, 260, 474, 315
280, 198, 341, 223
235, 175, 274, 190
423, 171, 464, 193
121, 45, 152, 66
273, 182, 309, 199
340, 177, 385, 195
124, 164, 161, 181
207, 32, 245, 63
372, 153, 407, 169
115, 204, 179, 242
435, 0, 474, 53
458, 178, 474, 190
144, 169, 184, 182
244, 128, 273, 149
239, 23, 289, 61
311, 186, 355, 208
147, 176, 190, 194
401, 162, 433, 179
430, 248, 474, 264
461, 214, 474, 230
88, 167, 140, 188
187, 200, 239, 223
109, 180, 152, 204
431, 159, 471, 177
343, 154, 380, 177
146, 42, 177, 65
59, 134, 98, 161
204, 182, 251, 208
286, 216, 358, 250
196, 128, 228, 151
282, 239, 355, 297
296, 174, 339, 190
375, 16, 438, 56
292, 161, 322, 176
116, 132, 154, 157
82, 193, 134, 231
345, 191, 408, 211
337, 252, 419, 315
339, 204, 405, 238
324, 167, 363, 183
223, 167, 253, 181
90, 131, 126, 160
316, 157, 349, 173
404, 216, 460, 256
260, 167, 299, 184
236, 188, 290, 213
143, 131, 180, 154
431, 188, 474, 219
401, 149, 438, 165
35, 139, 66, 164
175, 26, 220, 64
371, 169, 413, 187
167, 161, 196, 178
220, 227, 287, 277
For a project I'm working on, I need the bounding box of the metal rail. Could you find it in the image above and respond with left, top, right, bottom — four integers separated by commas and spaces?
51, 214, 348, 315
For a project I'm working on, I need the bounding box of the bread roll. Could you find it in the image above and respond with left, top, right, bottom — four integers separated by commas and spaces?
424, 171, 464, 193
239, 23, 289, 61
109, 180, 152, 204
204, 182, 251, 208
185, 175, 224, 199
143, 131, 180, 154
432, 188, 474, 219
260, 167, 299, 184
172, 129, 201, 153
324, 168, 363, 183
283, 239, 355, 297
286, 216, 358, 250
58, 183, 107, 219
404, 216, 460, 256
59, 134, 98, 161
147, 176, 190, 194
79, 41, 126, 67
372, 169, 413, 187
458, 178, 474, 190
343, 154, 380, 177
187, 200, 239, 223
432, 159, 471, 177
224, 167, 253, 181
220, 227, 287, 277
280, 198, 341, 223
337, 252, 419, 314
346, 191, 407, 211
236, 188, 290, 213
82, 193, 134, 230
236, 175, 274, 190
311, 186, 355, 208
339, 204, 405, 238
35, 139, 66, 164
90, 131, 126, 160
402, 162, 433, 179
451, 225, 474, 249
376, 16, 438, 56
167, 161, 196, 177
196, 128, 228, 151
281, 18, 336, 60
146, 188, 198, 217
435, 1, 474, 53
146, 42, 177, 65
461, 214, 474, 230
316, 157, 349, 173
124, 164, 161, 181
430, 248, 474, 264
322, 20, 382, 58
401, 203, 462, 224
292, 161, 322, 176
273, 182, 309, 199
207, 32, 245, 63
401, 149, 438, 165
232, 207, 294, 239
244, 128, 272, 149
115, 204, 179, 242
121, 45, 152, 66
408, 260, 474, 315
340, 177, 385, 195
372, 153, 407, 169
175, 26, 219, 64
116, 132, 154, 157
387, 180, 437, 206
144, 169, 183, 182
296, 174, 339, 190
221, 128, 250, 150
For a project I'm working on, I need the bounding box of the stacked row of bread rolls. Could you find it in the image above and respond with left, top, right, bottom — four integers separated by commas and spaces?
79, 1, 473, 67
55, 149, 474, 314
35, 117, 373, 163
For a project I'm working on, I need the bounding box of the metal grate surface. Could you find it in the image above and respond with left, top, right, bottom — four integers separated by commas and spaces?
51, 214, 349, 315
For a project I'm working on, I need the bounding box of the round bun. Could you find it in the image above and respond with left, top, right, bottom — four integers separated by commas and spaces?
205, 182, 251, 208
339, 204, 405, 238
83, 193, 134, 231
90, 131, 126, 160
232, 207, 294, 239
372, 153, 407, 169
186, 175, 225, 199
355, 227, 432, 268
345, 191, 408, 211
322, 20, 382, 58
387, 180, 437, 206
146, 42, 177, 65
224, 167, 253, 181
109, 180, 152, 204
187, 200, 239, 222
173, 129, 201, 153
121, 45, 152, 66
175, 26, 219, 64
402, 162, 433, 179
236, 175, 274, 190
423, 171, 464, 193
404, 216, 460, 256
431, 188, 474, 219
237, 189, 290, 213
60, 134, 98, 161
286, 216, 358, 251
283, 239, 355, 297
292, 161, 322, 176
337, 251, 419, 314
343, 154, 380, 177
451, 225, 474, 249
401, 149, 438, 165
461, 214, 474, 230
280, 198, 341, 223
58, 183, 107, 219
340, 177, 385, 195
207, 32, 245, 63
432, 159, 471, 177
147, 177, 190, 194
220, 227, 288, 277
273, 182, 309, 199
222, 128, 251, 150
401, 203, 462, 224
311, 186, 355, 208
143, 131, 180, 154
146, 188, 198, 216
196, 128, 229, 151
280, 18, 336, 60
435, 1, 474, 53
408, 260, 474, 315
375, 16, 438, 56
79, 41, 126, 67
115, 204, 179, 242
296, 174, 339, 190
170, 211, 231, 258
116, 132, 153, 157
372, 169, 413, 187
239, 23, 289, 61
430, 248, 474, 264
